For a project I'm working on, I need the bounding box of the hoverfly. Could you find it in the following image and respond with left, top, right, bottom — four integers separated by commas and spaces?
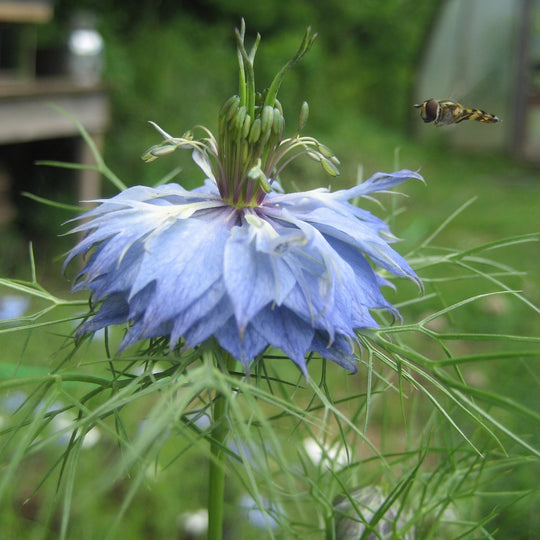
414, 98, 500, 126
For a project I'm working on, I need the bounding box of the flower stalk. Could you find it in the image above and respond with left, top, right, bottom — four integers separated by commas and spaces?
207, 351, 236, 539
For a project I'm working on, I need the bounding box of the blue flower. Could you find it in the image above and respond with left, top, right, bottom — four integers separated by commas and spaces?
239, 493, 283, 530
0, 295, 30, 321
65, 24, 421, 376
66, 169, 420, 375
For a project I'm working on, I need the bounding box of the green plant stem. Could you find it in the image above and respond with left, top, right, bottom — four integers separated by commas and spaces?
207, 353, 236, 540
208, 394, 227, 539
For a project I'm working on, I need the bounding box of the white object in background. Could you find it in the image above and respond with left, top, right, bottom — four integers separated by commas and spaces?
67, 13, 104, 86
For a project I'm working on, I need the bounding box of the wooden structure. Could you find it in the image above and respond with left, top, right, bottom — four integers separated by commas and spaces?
0, 1, 109, 224
0, 79, 109, 200
0, 1, 53, 23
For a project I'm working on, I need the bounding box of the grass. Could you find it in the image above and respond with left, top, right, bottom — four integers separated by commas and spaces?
0, 113, 539, 539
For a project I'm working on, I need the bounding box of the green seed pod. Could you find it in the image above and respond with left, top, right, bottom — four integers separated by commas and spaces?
272, 108, 284, 135
298, 101, 309, 132
320, 156, 340, 177
248, 118, 262, 144
241, 113, 252, 140
261, 105, 274, 135
306, 151, 321, 162
225, 96, 241, 123
317, 143, 335, 160
153, 144, 177, 156
258, 125, 272, 148
220, 94, 239, 117
235, 106, 247, 134
141, 144, 177, 162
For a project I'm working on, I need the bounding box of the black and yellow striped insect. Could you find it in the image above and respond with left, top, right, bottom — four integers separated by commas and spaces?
414, 98, 500, 126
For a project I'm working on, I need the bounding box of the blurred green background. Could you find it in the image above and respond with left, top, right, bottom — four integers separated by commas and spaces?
0, 0, 539, 538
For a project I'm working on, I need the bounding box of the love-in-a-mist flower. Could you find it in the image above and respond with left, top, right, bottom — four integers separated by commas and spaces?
65, 23, 422, 376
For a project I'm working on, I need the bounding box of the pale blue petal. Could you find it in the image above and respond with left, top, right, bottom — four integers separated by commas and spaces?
215, 318, 269, 369
252, 307, 313, 376
76, 293, 128, 335
224, 223, 281, 332
128, 211, 232, 307
182, 296, 234, 349
310, 332, 357, 372
334, 169, 424, 199
170, 279, 227, 347
192, 149, 217, 183
282, 206, 419, 284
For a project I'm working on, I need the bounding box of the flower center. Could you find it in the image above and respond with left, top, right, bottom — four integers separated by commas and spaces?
141, 20, 341, 209
217, 95, 284, 207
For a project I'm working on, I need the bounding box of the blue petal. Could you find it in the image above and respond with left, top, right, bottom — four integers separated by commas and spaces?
76, 293, 128, 336
335, 169, 424, 199
328, 237, 400, 314
170, 279, 228, 347
74, 241, 147, 301
180, 293, 234, 349
252, 307, 314, 375
128, 210, 234, 329
280, 205, 419, 285
224, 223, 279, 332
223, 215, 297, 332
215, 318, 269, 369
310, 332, 357, 372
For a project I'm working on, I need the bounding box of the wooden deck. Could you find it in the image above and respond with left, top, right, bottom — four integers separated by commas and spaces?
0, 77, 110, 223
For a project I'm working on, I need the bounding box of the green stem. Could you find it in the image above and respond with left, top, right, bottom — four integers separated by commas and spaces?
207, 352, 236, 540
